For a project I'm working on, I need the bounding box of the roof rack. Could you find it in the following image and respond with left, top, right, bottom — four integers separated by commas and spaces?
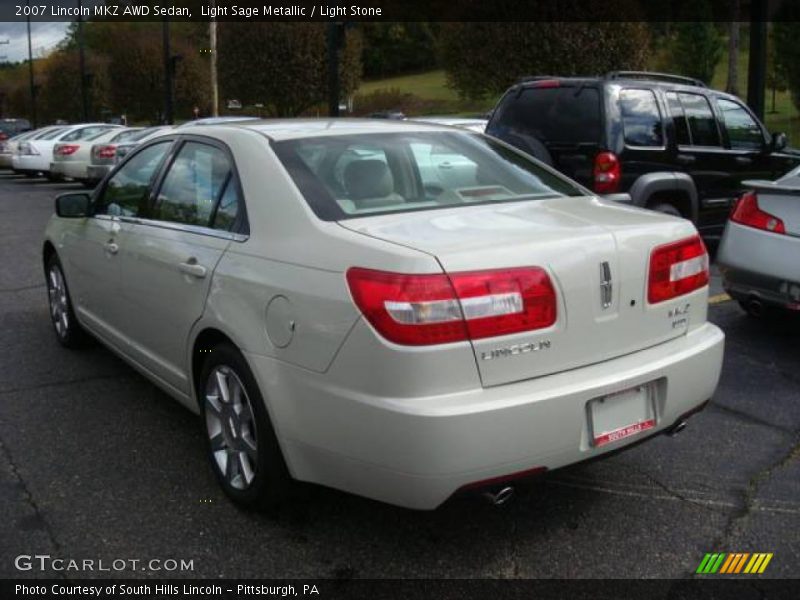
605, 71, 706, 88
517, 75, 559, 84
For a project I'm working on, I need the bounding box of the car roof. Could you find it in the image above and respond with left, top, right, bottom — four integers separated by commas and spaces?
218, 118, 466, 141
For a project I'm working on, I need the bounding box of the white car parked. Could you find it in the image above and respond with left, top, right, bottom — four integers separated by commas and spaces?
50, 127, 141, 185
43, 120, 724, 510
14, 123, 121, 179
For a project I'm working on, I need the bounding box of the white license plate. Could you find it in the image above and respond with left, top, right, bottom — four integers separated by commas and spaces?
588, 383, 656, 447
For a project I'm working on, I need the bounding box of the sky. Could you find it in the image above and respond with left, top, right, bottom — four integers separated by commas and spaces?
0, 22, 71, 62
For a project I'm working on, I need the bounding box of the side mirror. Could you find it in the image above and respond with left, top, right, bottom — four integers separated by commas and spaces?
772, 132, 787, 151
55, 192, 91, 218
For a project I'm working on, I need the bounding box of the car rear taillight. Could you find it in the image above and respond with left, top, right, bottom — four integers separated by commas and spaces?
593, 151, 621, 194
730, 191, 785, 235
346, 267, 557, 346
55, 144, 79, 156
648, 235, 709, 304
528, 79, 560, 89
94, 145, 116, 159
0, 133, 8, 141
18, 142, 38, 156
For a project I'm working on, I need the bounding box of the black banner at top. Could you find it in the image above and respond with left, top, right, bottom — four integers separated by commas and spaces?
4, 0, 800, 23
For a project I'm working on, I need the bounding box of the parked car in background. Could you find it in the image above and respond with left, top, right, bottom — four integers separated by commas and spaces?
413, 117, 488, 133
486, 71, 800, 242
718, 166, 800, 317
0, 118, 32, 140
0, 126, 63, 169
13, 123, 121, 180
112, 126, 173, 165
51, 127, 143, 185
11, 127, 70, 176
43, 119, 723, 510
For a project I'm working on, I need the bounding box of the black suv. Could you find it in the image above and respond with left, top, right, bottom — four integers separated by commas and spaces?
486, 71, 800, 240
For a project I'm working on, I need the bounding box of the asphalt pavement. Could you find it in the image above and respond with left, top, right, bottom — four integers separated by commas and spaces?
0, 173, 798, 579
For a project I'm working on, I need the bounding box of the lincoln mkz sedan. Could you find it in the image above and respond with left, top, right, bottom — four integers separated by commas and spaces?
42, 120, 725, 510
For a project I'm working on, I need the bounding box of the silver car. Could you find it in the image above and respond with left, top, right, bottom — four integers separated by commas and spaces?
718, 168, 800, 316
42, 119, 724, 510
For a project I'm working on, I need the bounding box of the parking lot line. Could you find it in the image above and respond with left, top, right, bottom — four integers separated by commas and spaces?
708, 293, 731, 305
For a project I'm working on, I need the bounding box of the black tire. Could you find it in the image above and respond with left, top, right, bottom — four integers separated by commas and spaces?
199, 343, 292, 510
46, 173, 63, 183
45, 254, 90, 348
649, 202, 683, 218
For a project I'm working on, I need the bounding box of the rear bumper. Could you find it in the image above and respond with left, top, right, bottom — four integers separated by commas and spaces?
246, 322, 725, 509
50, 161, 87, 180
13, 154, 48, 173
718, 222, 800, 310
86, 164, 112, 181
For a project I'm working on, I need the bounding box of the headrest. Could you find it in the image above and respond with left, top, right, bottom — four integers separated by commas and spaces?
344, 159, 394, 200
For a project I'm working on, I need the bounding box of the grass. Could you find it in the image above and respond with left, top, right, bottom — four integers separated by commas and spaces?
355, 41, 800, 143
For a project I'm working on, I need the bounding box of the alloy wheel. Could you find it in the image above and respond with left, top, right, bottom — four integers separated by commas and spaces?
204, 365, 259, 490
48, 265, 69, 338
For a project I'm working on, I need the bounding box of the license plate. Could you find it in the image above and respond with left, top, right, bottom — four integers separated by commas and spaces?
588, 383, 656, 447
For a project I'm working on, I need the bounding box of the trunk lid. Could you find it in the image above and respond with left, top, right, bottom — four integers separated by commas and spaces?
340, 197, 703, 387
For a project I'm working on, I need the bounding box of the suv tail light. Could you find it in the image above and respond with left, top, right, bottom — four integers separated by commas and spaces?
593, 151, 621, 194
55, 144, 79, 156
648, 235, 709, 304
730, 191, 785, 235
346, 267, 557, 346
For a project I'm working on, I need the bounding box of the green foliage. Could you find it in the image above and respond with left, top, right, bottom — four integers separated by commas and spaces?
773, 16, 800, 111
360, 23, 438, 79
669, 0, 723, 85
218, 23, 362, 117
438, 21, 651, 100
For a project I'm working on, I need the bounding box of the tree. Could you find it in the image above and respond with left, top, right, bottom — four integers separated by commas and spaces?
670, 1, 723, 85
361, 23, 438, 79
438, 22, 650, 101
726, 1, 741, 96
218, 23, 362, 117
38, 49, 111, 123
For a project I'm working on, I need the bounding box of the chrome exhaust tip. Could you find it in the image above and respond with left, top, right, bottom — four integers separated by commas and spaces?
668, 420, 688, 437
482, 486, 515, 506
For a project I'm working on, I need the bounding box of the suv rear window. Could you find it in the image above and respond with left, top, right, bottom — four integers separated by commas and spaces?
493, 85, 601, 144
619, 89, 663, 147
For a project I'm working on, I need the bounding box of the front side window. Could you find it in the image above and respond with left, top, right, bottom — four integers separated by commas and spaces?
152, 142, 233, 228
677, 93, 721, 147
620, 89, 664, 147
274, 131, 583, 221
716, 98, 764, 150
94, 141, 171, 217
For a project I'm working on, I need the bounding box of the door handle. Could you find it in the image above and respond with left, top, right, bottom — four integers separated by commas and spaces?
735, 156, 753, 165
676, 154, 695, 165
104, 241, 119, 255
178, 260, 207, 279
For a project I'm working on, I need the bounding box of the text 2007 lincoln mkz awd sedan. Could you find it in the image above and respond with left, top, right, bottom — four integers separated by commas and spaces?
43, 120, 724, 510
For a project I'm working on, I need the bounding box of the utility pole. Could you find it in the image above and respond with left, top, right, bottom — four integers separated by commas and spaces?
77, 0, 89, 121
327, 21, 341, 117
26, 2, 37, 127
210, 0, 219, 117
162, 20, 174, 124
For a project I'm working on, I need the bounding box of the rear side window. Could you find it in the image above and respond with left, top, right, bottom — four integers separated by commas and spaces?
677, 93, 720, 147
666, 93, 691, 146
619, 89, 663, 147
61, 126, 116, 142
153, 141, 236, 229
716, 98, 764, 150
493, 86, 602, 144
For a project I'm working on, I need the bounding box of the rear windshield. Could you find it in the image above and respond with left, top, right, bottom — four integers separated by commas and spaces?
273, 131, 583, 221
492, 85, 602, 144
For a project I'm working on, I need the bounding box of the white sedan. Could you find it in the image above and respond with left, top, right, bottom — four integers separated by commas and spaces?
14, 123, 121, 179
50, 127, 144, 184
42, 119, 724, 510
